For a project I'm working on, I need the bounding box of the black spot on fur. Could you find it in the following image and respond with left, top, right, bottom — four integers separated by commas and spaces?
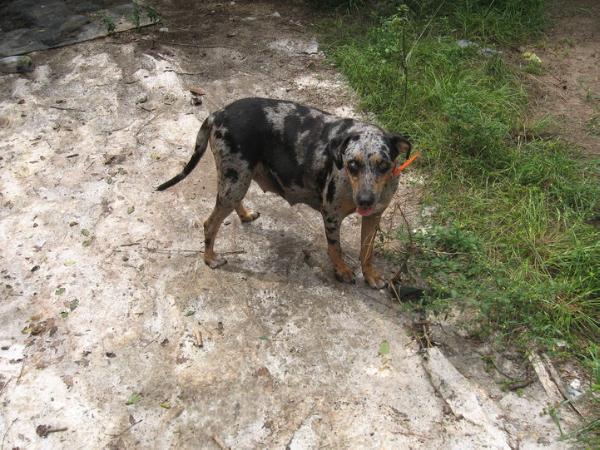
326, 178, 336, 203
378, 146, 390, 161
214, 130, 222, 139
225, 168, 239, 183
321, 118, 354, 141
296, 104, 312, 116
315, 159, 332, 193
326, 225, 337, 235
213, 114, 224, 127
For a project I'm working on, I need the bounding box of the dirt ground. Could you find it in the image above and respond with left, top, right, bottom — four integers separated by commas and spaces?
0, 1, 588, 448
530, 0, 600, 155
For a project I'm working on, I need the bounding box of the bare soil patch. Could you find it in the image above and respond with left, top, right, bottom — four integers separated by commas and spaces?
529, 0, 600, 155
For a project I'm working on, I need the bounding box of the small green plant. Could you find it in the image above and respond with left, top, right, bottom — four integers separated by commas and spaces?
130, 1, 160, 28
102, 13, 116, 34
126, 392, 141, 405
559, 36, 575, 48
523, 51, 543, 74
144, 4, 160, 23
524, 60, 543, 74
130, 2, 141, 27
585, 114, 600, 136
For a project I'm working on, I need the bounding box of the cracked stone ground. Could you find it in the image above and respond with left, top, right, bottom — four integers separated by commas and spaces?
0, 1, 572, 448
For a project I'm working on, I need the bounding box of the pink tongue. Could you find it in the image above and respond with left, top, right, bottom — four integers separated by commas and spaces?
357, 207, 374, 217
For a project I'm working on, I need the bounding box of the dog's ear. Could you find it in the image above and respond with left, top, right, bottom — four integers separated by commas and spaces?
328, 134, 356, 170
387, 134, 412, 161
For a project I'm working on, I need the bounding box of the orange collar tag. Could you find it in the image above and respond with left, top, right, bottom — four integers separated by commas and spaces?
392, 151, 421, 176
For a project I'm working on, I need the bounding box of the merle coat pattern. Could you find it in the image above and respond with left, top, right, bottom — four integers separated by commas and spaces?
157, 97, 411, 288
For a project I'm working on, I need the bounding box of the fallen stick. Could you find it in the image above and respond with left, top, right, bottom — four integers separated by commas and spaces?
118, 241, 142, 247
193, 328, 203, 348
160, 41, 236, 50
135, 113, 159, 137
108, 419, 142, 438
541, 353, 584, 417
505, 377, 535, 391
36, 425, 68, 438
212, 434, 230, 450
145, 246, 245, 256
49, 105, 85, 112
164, 69, 204, 76
528, 352, 563, 403
1, 419, 17, 450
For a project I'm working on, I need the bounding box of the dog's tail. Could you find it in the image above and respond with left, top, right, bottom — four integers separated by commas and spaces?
156, 115, 213, 191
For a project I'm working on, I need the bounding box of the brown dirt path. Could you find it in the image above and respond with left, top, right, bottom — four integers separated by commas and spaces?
530, 0, 600, 155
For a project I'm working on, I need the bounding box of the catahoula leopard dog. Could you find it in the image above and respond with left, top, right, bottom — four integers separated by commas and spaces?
157, 97, 411, 289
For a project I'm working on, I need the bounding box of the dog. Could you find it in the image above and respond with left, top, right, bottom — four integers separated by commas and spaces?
157, 97, 411, 289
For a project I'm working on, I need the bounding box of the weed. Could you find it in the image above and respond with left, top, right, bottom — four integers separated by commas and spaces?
131, 2, 141, 28
130, 1, 161, 27
524, 60, 543, 75
586, 114, 600, 136
559, 36, 575, 48
102, 14, 116, 34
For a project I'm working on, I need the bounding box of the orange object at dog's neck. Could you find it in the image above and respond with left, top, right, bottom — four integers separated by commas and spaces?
392, 151, 421, 176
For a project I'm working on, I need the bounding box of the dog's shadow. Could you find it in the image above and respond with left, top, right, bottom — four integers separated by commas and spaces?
219, 218, 402, 316
217, 219, 339, 285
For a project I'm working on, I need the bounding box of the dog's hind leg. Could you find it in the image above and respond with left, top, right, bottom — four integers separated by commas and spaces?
235, 202, 260, 223
203, 153, 253, 268
203, 202, 235, 268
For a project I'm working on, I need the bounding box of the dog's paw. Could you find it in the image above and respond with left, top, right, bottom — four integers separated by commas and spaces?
364, 273, 387, 290
334, 267, 355, 284
240, 210, 260, 223
205, 256, 227, 269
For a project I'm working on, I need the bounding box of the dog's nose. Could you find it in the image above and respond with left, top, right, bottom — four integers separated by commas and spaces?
357, 191, 375, 208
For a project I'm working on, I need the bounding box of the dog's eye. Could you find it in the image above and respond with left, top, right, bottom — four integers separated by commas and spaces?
347, 160, 360, 175
377, 162, 391, 173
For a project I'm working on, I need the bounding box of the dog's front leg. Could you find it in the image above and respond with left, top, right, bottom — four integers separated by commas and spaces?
322, 214, 355, 283
361, 213, 386, 289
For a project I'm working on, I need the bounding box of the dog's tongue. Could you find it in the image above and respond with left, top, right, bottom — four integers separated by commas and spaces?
357, 207, 374, 217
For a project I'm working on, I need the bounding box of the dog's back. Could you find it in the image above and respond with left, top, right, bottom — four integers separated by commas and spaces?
213, 98, 358, 200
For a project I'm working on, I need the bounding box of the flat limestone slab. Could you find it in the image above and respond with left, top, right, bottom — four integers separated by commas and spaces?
0, 0, 158, 57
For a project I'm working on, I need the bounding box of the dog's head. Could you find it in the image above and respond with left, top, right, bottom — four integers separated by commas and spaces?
328, 131, 411, 216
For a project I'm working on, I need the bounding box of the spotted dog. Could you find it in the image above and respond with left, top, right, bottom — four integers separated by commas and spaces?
157, 97, 411, 289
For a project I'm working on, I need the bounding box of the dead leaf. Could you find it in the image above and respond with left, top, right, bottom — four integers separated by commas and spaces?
188, 86, 206, 96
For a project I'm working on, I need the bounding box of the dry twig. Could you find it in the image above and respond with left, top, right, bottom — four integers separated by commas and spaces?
212, 434, 230, 450
49, 105, 85, 112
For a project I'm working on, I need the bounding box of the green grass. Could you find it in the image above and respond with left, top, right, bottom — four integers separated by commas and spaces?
318, 0, 599, 437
